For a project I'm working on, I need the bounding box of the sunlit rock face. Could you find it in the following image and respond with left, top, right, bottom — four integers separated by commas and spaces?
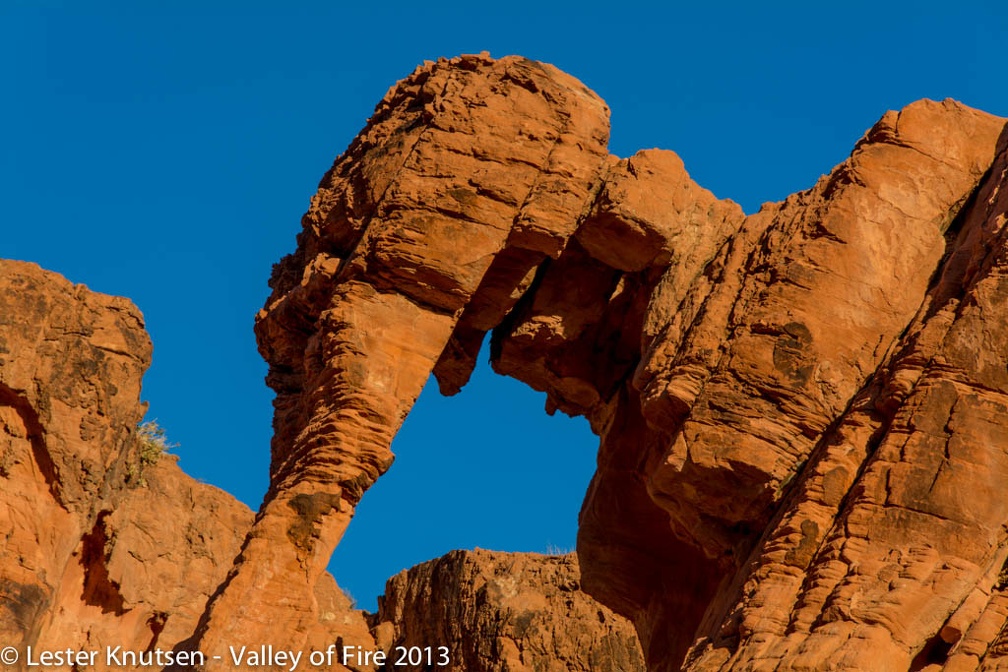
374, 549, 646, 672
238, 52, 1008, 671
4, 51, 1008, 672
0, 259, 253, 658
196, 54, 626, 667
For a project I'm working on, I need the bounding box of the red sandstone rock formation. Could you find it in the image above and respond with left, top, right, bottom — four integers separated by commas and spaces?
0, 260, 252, 665
236, 54, 1008, 671
4, 52, 1008, 672
0, 243, 642, 672
374, 550, 645, 672
194, 54, 612, 664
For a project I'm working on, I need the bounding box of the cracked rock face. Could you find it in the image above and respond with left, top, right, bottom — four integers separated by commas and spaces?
0, 260, 253, 661
374, 550, 645, 672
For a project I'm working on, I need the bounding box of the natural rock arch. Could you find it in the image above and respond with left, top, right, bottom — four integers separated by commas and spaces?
190, 53, 1008, 672
328, 354, 599, 608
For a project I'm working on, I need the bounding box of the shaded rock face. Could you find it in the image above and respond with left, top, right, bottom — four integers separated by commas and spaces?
0, 260, 252, 662
374, 550, 645, 672
231, 53, 1008, 672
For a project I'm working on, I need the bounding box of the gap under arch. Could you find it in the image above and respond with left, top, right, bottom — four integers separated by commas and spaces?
328, 342, 597, 612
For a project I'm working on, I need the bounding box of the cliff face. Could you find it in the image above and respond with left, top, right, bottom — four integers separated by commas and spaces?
4, 52, 1008, 672
0, 260, 252, 660
0, 251, 641, 671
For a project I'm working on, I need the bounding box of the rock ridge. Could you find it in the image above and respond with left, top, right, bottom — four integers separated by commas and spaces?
0, 259, 253, 662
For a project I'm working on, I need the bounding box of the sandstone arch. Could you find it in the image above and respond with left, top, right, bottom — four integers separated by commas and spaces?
190, 53, 1008, 672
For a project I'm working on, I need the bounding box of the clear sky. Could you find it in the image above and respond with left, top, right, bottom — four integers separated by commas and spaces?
4, 1, 1007, 611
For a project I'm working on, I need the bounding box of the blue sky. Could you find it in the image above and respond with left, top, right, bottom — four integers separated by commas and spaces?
4, 2, 1007, 610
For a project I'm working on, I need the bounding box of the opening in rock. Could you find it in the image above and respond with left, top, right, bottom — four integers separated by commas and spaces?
908, 628, 958, 672
328, 347, 597, 611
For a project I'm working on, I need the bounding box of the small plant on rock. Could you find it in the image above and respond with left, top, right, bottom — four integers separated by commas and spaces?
137, 420, 173, 465
127, 420, 176, 487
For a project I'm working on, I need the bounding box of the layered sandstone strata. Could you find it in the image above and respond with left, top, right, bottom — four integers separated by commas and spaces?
0, 53, 644, 670
194, 54, 614, 661
374, 550, 645, 672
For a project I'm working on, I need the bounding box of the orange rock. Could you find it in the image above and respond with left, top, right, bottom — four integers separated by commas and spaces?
375, 549, 645, 672
240, 55, 1008, 672
195, 54, 612, 662
0, 260, 252, 662
6, 53, 1008, 672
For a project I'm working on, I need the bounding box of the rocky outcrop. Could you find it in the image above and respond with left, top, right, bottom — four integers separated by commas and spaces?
0, 260, 252, 663
374, 550, 645, 672
0, 257, 640, 672
192, 53, 613, 663
230, 53, 1008, 672
5, 52, 1008, 672
663, 102, 1008, 672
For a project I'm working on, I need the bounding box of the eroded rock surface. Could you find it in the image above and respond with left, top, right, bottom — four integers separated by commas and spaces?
0, 260, 252, 665
0, 260, 378, 670
193, 53, 613, 662
374, 550, 645, 672
232, 53, 1008, 672
5, 52, 1008, 672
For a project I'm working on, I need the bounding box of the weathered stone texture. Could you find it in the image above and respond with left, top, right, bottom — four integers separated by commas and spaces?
375, 550, 645, 672
236, 55, 1008, 672
194, 53, 614, 663
0, 260, 252, 666
5, 53, 1008, 672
